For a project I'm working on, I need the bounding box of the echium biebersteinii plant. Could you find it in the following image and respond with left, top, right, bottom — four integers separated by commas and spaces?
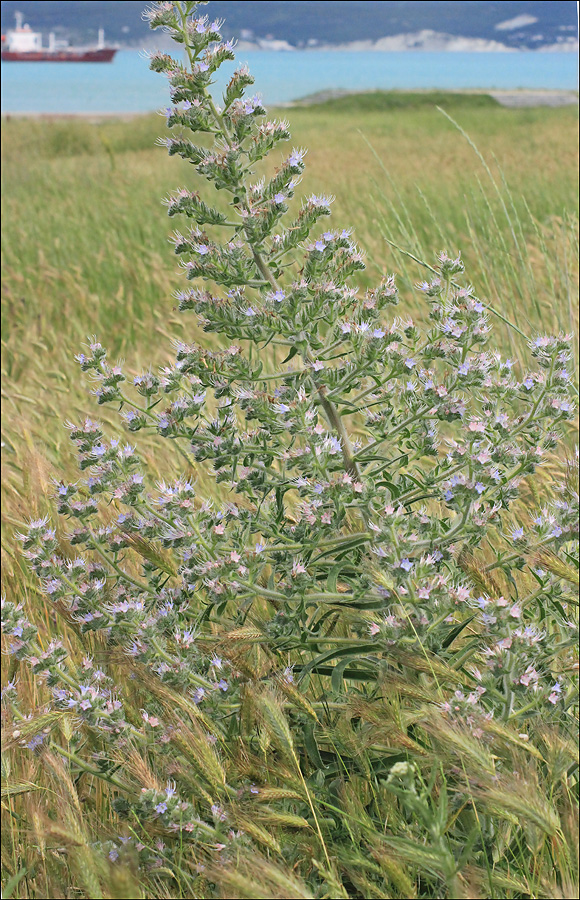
4, 0, 578, 881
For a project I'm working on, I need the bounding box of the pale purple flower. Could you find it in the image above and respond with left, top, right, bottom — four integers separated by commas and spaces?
309, 194, 332, 207
496, 637, 512, 651
288, 149, 305, 167
26, 733, 44, 750
520, 668, 538, 687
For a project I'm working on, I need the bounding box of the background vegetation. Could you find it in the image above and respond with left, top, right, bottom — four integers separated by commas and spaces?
2, 92, 578, 898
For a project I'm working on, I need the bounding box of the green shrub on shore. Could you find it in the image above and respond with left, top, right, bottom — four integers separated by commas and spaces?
293, 89, 501, 111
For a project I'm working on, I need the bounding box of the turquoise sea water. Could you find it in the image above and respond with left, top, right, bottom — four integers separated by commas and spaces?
1, 49, 578, 114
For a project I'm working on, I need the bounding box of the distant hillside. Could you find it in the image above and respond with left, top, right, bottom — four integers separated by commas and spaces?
1, 0, 577, 49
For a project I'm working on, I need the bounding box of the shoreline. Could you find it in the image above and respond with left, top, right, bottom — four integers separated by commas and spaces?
288, 88, 580, 108
2, 88, 578, 118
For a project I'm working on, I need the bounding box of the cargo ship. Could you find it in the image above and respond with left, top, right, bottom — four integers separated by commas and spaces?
1, 12, 117, 62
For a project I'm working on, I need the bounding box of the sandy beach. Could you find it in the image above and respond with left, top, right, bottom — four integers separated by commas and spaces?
488, 90, 579, 107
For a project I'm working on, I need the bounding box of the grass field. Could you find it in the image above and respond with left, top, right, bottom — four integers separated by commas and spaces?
3, 95, 578, 523
2, 93, 579, 899
3, 94, 578, 413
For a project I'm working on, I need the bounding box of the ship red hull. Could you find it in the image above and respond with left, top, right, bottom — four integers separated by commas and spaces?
1, 48, 116, 62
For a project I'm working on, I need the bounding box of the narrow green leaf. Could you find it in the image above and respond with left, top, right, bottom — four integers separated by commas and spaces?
332, 656, 357, 693
298, 644, 377, 682
303, 722, 327, 771
326, 562, 344, 594
2, 868, 28, 899
441, 614, 476, 649
281, 346, 299, 364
